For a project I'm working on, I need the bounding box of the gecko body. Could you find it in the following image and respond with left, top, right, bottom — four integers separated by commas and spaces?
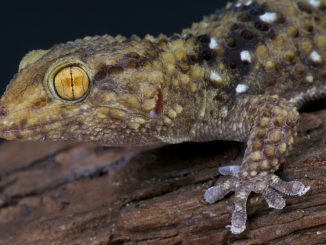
0, 0, 326, 234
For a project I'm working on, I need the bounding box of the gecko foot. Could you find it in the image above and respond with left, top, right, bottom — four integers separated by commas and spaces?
204, 165, 309, 234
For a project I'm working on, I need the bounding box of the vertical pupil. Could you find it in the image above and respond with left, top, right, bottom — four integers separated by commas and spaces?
70, 67, 75, 99
53, 64, 90, 101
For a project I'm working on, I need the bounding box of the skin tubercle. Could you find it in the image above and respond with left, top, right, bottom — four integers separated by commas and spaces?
0, 33, 204, 145
1, 0, 326, 144
0, 0, 325, 235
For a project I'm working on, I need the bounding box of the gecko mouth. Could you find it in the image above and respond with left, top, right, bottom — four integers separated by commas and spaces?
0, 118, 68, 141
0, 106, 80, 141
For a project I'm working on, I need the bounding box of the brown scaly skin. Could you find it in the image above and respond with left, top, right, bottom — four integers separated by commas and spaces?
0, 0, 325, 234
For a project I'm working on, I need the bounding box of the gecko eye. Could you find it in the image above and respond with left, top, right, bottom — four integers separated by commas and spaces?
46, 61, 91, 102
53, 66, 90, 101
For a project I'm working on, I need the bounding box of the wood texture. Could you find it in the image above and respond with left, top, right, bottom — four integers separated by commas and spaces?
0, 109, 325, 245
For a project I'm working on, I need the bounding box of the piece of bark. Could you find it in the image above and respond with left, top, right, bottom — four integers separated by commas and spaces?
0, 110, 325, 245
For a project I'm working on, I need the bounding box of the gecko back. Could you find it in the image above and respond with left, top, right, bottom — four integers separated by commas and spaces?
0, 0, 325, 235
182, 0, 326, 109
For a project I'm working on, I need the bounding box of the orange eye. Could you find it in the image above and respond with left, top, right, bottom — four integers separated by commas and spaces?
53, 66, 90, 101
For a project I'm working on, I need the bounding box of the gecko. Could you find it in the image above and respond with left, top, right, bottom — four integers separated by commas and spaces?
0, 0, 325, 234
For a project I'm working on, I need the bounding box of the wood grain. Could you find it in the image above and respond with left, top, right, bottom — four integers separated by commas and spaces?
0, 110, 325, 245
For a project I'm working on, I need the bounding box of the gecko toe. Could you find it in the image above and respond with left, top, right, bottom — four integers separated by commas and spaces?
228, 223, 246, 235
263, 188, 286, 209
218, 165, 240, 176
205, 171, 309, 234
269, 175, 310, 196
228, 188, 250, 234
204, 178, 238, 204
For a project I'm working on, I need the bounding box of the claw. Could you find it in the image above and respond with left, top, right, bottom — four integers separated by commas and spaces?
297, 185, 310, 196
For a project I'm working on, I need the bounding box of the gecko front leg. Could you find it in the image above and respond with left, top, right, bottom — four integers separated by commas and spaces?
204, 95, 310, 234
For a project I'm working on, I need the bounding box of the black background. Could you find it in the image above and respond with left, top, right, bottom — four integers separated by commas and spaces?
0, 0, 228, 95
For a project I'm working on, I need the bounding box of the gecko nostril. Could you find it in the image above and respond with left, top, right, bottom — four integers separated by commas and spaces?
0, 106, 7, 117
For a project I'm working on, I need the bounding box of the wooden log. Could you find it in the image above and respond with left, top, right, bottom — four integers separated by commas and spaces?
0, 109, 325, 245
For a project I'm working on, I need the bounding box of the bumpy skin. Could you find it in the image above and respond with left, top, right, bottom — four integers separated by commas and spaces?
0, 0, 326, 234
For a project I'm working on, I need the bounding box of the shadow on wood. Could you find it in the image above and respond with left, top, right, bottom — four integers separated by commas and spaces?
0, 110, 325, 245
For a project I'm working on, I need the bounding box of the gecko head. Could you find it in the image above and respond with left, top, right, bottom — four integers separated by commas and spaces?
0, 35, 169, 145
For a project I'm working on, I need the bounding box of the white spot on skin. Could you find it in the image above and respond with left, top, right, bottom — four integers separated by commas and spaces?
245, 0, 253, 6
236, 84, 249, 94
259, 12, 277, 23
305, 74, 314, 83
308, 0, 321, 7
209, 37, 218, 49
240, 50, 252, 63
210, 71, 222, 82
310, 50, 322, 63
